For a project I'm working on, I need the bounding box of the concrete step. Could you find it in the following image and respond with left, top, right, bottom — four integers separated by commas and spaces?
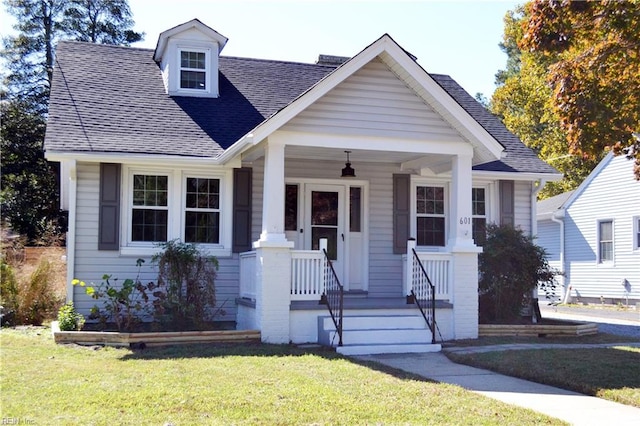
319, 315, 427, 331
328, 328, 431, 345
337, 343, 442, 356
318, 314, 440, 355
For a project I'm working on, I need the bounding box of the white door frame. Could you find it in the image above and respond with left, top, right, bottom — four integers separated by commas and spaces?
285, 178, 369, 292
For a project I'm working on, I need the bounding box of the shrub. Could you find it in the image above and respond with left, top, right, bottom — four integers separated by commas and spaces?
57, 302, 85, 331
0, 259, 19, 326
151, 240, 219, 330
478, 224, 559, 323
74, 259, 152, 332
12, 259, 63, 325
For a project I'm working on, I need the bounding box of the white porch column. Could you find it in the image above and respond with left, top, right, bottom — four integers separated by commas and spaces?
259, 139, 287, 243
448, 152, 481, 339
254, 138, 294, 344
448, 153, 475, 250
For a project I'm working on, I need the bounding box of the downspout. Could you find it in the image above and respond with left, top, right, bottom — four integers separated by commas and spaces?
530, 180, 545, 312
65, 160, 77, 303
551, 210, 567, 303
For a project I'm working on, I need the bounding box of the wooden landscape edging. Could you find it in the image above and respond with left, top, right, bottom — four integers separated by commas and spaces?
479, 322, 598, 337
51, 322, 261, 347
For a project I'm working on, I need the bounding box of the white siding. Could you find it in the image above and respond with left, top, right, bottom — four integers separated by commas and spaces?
72, 162, 239, 321
282, 59, 464, 143
564, 155, 640, 301
514, 180, 532, 235
537, 219, 562, 270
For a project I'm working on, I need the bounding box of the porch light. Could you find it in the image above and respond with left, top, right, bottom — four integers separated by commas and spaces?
341, 150, 356, 177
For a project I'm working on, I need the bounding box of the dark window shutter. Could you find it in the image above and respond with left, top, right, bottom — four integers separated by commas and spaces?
393, 174, 410, 254
233, 167, 252, 253
499, 180, 515, 226
98, 163, 121, 250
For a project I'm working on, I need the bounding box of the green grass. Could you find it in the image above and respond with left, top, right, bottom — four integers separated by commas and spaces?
448, 346, 640, 408
0, 327, 565, 425
446, 332, 640, 347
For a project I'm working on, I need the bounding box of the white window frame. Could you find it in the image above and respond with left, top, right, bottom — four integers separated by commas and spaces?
411, 179, 449, 251
124, 169, 173, 250
178, 48, 209, 92
596, 219, 614, 265
120, 166, 232, 257
472, 186, 488, 246
182, 173, 223, 246
633, 216, 640, 252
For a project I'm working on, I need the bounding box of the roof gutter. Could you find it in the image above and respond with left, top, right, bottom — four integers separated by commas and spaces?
473, 170, 563, 182
45, 151, 227, 166
217, 133, 256, 165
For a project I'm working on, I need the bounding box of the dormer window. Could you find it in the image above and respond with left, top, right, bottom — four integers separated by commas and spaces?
180, 50, 207, 90
153, 19, 228, 98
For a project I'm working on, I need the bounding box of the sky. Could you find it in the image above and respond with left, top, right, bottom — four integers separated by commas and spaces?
1, 0, 522, 98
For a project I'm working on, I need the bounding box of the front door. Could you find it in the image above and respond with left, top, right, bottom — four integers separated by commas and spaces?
304, 184, 345, 284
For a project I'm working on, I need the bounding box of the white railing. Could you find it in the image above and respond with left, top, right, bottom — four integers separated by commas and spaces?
239, 251, 257, 300
404, 241, 452, 300
290, 248, 325, 301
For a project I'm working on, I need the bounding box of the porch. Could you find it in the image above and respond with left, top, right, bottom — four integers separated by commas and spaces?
235, 238, 476, 354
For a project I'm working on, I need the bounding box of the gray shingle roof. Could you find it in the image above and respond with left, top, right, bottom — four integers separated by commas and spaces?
430, 74, 557, 174
45, 40, 558, 176
537, 190, 575, 218
45, 41, 336, 157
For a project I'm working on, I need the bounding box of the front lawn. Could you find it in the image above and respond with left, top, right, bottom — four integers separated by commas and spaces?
0, 327, 563, 425
448, 346, 640, 408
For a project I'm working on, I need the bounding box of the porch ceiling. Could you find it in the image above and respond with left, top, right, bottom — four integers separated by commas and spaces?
242, 144, 455, 171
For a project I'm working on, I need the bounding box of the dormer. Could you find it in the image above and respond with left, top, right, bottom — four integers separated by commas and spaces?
153, 19, 228, 98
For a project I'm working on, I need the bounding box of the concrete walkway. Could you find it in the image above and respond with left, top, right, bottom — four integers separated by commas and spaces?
356, 344, 640, 425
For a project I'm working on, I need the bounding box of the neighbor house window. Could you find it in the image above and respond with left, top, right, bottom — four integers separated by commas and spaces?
416, 186, 445, 246
180, 50, 206, 90
634, 217, 640, 251
184, 177, 220, 243
472, 188, 487, 246
131, 174, 169, 242
598, 220, 613, 263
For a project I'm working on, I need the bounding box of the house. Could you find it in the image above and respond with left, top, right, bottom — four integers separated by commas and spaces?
537, 153, 640, 306
44, 19, 560, 354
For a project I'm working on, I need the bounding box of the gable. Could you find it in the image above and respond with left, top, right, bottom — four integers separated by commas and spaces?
282, 58, 465, 143
567, 154, 639, 215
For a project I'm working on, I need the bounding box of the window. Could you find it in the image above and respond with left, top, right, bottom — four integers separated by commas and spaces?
131, 174, 169, 242
350, 187, 362, 232
285, 184, 298, 231
184, 177, 219, 243
472, 188, 487, 246
180, 50, 206, 90
416, 186, 445, 246
634, 217, 640, 251
598, 220, 614, 263
124, 168, 231, 255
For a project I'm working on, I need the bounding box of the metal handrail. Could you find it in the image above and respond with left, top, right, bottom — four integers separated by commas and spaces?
410, 248, 436, 344
320, 248, 344, 346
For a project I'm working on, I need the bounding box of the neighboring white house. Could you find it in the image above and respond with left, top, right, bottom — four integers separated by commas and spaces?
537, 153, 640, 305
44, 19, 560, 354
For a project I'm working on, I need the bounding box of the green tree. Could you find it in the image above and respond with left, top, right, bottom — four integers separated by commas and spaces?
491, 5, 601, 198
0, 99, 61, 242
63, 0, 143, 45
1, 0, 143, 243
521, 0, 640, 179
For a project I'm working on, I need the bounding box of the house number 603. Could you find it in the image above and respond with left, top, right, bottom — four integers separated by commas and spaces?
459, 217, 471, 225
